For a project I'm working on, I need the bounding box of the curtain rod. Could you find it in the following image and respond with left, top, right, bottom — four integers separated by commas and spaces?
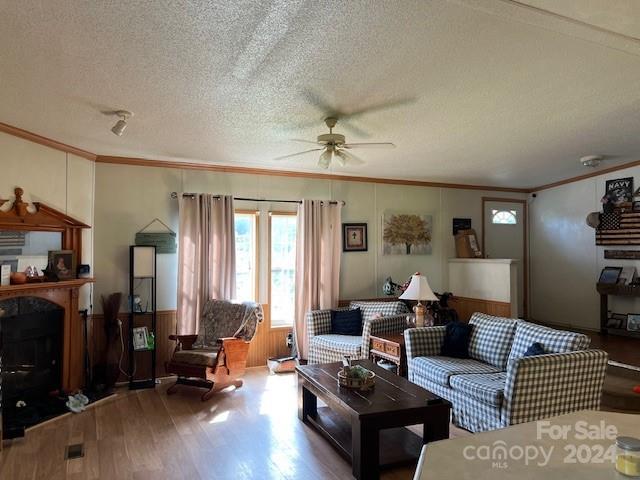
169, 192, 344, 205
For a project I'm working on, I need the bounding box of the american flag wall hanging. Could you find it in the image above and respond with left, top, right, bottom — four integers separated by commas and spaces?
596, 210, 640, 245
0, 231, 25, 247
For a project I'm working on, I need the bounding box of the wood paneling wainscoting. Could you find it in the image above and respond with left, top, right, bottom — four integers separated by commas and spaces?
448, 296, 512, 321
89, 306, 291, 381
89, 310, 177, 382
246, 307, 291, 367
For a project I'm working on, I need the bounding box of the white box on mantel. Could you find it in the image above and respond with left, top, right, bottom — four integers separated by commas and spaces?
1, 264, 10, 286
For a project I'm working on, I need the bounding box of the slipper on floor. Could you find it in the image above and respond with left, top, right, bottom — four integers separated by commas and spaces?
633, 385, 640, 394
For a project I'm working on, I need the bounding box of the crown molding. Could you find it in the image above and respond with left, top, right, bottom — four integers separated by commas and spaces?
95, 155, 531, 193
5, 120, 640, 194
532, 159, 640, 192
0, 122, 97, 161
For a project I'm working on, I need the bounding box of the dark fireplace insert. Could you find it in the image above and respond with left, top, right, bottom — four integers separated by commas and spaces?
0, 296, 65, 438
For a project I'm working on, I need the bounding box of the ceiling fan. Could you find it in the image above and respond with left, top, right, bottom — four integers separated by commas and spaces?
275, 117, 395, 169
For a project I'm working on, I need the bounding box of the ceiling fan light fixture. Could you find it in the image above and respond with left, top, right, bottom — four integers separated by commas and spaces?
275, 116, 394, 169
335, 149, 347, 167
318, 149, 333, 169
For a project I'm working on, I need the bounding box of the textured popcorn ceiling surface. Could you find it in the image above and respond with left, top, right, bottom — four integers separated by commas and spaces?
2, 0, 640, 188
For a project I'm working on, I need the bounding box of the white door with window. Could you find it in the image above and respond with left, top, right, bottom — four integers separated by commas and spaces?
483, 200, 525, 317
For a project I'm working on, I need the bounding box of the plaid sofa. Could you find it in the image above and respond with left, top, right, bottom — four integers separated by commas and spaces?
307, 301, 409, 364
404, 313, 608, 432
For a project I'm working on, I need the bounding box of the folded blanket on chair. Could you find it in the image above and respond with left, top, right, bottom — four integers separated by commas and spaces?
194, 299, 264, 348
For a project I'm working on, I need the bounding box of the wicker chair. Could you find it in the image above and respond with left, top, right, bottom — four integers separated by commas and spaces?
166, 299, 262, 401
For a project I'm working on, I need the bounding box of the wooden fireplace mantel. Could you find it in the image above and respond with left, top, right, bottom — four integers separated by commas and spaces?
0, 278, 93, 294
0, 278, 94, 392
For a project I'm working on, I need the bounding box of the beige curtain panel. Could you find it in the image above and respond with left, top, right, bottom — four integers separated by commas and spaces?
177, 194, 236, 335
294, 199, 342, 359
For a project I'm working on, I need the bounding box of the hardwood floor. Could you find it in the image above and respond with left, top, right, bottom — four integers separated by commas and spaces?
585, 331, 640, 367
0, 368, 468, 480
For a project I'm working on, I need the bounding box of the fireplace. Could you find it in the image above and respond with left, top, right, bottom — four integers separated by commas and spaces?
0, 296, 66, 437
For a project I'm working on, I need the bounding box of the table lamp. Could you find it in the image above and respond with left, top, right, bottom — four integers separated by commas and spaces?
399, 273, 438, 327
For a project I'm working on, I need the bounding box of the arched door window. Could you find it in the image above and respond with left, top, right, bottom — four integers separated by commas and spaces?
491, 209, 517, 225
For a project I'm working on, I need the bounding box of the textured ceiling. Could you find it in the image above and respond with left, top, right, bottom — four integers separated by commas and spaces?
2, 0, 640, 188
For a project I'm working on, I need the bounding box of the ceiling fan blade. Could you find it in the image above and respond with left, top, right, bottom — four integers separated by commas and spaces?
340, 97, 417, 120
274, 148, 324, 160
290, 138, 322, 145
318, 149, 333, 169
339, 122, 370, 139
302, 89, 342, 117
342, 142, 396, 149
336, 149, 365, 166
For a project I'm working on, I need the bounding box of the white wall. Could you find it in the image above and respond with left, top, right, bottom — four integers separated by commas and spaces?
0, 132, 95, 310
93, 161, 526, 312
530, 164, 640, 331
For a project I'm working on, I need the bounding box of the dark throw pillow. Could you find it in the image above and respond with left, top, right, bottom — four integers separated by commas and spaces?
331, 308, 363, 336
440, 321, 473, 359
523, 342, 546, 357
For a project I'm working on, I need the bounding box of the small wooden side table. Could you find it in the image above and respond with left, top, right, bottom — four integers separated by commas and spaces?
370, 332, 407, 377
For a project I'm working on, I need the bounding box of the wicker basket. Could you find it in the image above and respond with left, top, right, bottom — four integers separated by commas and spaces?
337, 368, 375, 391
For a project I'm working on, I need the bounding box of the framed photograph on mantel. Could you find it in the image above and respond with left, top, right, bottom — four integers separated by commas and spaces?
48, 249, 76, 280
342, 223, 368, 252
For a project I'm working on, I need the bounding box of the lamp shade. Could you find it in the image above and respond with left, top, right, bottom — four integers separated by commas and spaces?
399, 274, 438, 301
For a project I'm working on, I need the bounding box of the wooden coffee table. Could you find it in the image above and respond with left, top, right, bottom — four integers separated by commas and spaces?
296, 359, 451, 480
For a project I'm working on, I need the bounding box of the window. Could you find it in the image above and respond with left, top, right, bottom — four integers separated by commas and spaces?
270, 213, 297, 327
234, 212, 257, 301
491, 209, 517, 225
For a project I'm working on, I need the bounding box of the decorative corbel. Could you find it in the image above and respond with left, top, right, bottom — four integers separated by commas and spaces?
0, 187, 37, 217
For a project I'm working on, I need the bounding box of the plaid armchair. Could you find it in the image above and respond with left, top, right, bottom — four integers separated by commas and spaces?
307, 301, 409, 364
405, 313, 608, 432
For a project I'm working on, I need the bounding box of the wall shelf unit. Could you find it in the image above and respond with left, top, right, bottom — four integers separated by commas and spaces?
596, 283, 640, 338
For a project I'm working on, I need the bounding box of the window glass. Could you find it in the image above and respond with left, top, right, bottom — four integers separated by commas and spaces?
491, 209, 517, 225
270, 214, 297, 327
234, 212, 257, 301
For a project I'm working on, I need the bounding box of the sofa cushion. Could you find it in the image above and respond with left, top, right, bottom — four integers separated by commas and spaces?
330, 308, 362, 335
468, 313, 518, 369
508, 321, 590, 362
350, 301, 408, 322
410, 356, 502, 387
440, 321, 472, 359
449, 372, 507, 407
309, 334, 362, 357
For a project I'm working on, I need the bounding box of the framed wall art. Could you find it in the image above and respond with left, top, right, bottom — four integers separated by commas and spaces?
382, 212, 432, 255
605, 177, 633, 206
342, 223, 368, 252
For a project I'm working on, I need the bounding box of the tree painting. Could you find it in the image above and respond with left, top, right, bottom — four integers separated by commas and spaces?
383, 213, 432, 255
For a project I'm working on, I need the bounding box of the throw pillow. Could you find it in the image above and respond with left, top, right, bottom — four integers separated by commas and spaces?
440, 321, 473, 359
523, 342, 546, 357
331, 308, 363, 336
